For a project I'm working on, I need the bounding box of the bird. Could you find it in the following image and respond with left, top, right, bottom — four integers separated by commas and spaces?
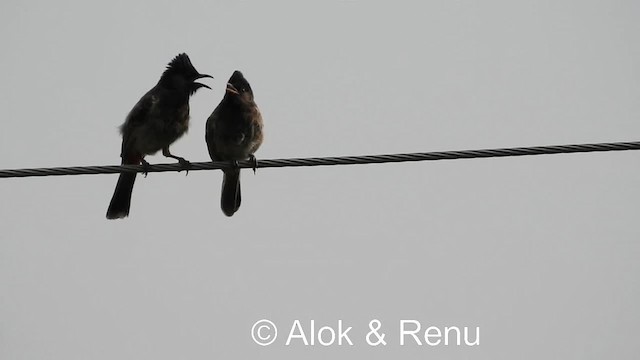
106, 53, 213, 219
206, 70, 263, 216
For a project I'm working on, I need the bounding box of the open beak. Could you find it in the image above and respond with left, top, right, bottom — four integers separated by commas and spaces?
193, 82, 211, 90
226, 83, 240, 95
193, 73, 213, 90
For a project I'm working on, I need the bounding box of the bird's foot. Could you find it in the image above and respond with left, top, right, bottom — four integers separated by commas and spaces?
162, 147, 190, 175
175, 157, 191, 175
141, 159, 151, 178
248, 154, 258, 174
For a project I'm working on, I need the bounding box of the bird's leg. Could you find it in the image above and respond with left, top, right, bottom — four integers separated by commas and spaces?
248, 154, 258, 174
162, 147, 191, 175
141, 158, 151, 178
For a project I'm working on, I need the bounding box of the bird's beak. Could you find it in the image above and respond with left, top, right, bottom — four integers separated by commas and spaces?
226, 83, 240, 95
193, 73, 213, 90
193, 82, 211, 90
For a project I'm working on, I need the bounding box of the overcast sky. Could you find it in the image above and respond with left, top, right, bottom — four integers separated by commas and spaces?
1, 1, 639, 359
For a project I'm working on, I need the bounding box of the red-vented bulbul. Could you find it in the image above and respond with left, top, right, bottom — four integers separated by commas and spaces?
106, 53, 212, 219
205, 71, 263, 216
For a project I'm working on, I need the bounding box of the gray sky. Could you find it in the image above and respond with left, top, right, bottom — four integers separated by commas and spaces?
1, 1, 639, 359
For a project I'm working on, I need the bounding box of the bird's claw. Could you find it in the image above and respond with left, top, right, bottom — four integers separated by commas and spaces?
176, 157, 191, 175
141, 159, 151, 178
248, 154, 258, 174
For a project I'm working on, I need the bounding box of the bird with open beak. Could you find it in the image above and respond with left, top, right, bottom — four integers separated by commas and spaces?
106, 53, 213, 219
206, 70, 264, 216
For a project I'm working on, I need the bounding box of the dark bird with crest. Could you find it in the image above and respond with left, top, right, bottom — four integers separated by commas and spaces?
106, 53, 213, 219
206, 71, 263, 216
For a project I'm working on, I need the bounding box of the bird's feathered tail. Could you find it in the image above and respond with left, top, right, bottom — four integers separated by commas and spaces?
221, 169, 241, 217
106, 172, 137, 219
106, 154, 140, 220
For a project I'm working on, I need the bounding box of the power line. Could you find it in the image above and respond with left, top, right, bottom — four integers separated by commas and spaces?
1, 141, 639, 179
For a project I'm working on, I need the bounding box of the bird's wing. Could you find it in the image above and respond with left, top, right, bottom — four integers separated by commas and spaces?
205, 108, 223, 161
120, 89, 158, 159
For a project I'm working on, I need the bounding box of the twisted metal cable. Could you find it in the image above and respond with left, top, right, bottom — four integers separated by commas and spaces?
1, 141, 639, 179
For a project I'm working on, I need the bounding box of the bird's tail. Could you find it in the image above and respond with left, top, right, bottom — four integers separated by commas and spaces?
221, 168, 241, 217
106, 157, 139, 219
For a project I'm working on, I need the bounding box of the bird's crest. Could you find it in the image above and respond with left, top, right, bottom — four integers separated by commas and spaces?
162, 53, 197, 77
